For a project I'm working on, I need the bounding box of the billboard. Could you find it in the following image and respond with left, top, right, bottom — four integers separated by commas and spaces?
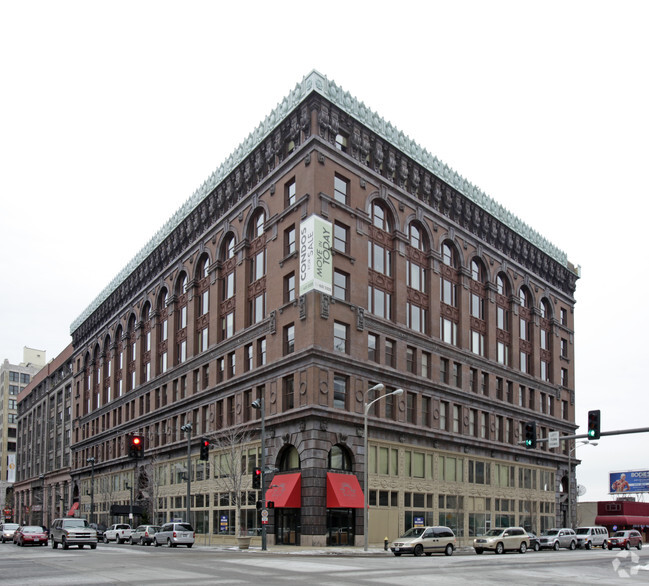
609, 469, 649, 494
299, 215, 333, 296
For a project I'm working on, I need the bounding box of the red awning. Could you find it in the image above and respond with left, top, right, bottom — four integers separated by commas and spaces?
595, 515, 649, 526
66, 502, 79, 517
265, 472, 301, 508
326, 472, 364, 508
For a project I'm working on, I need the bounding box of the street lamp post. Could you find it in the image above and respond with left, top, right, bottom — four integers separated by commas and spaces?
364, 385, 403, 551
251, 397, 266, 551
567, 439, 597, 528
86, 457, 96, 525
181, 423, 193, 526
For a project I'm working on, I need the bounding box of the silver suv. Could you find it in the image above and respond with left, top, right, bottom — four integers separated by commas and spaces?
154, 522, 194, 547
539, 528, 577, 550
473, 527, 529, 554
50, 518, 98, 549
390, 526, 456, 556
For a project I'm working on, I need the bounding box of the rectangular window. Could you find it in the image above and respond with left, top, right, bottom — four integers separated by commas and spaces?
227, 352, 235, 378
540, 329, 548, 350
471, 293, 484, 319
497, 306, 509, 330
406, 392, 416, 424
406, 346, 416, 374
250, 292, 266, 324
407, 261, 426, 292
178, 340, 187, 364
368, 333, 378, 362
520, 351, 529, 374
284, 273, 296, 303
453, 405, 460, 433
520, 318, 528, 341
283, 376, 294, 410
384, 339, 395, 368
441, 278, 457, 306
440, 318, 457, 345
422, 396, 431, 427
333, 321, 349, 353
333, 174, 349, 205
285, 178, 296, 206
440, 358, 449, 384
333, 222, 349, 254
252, 250, 266, 282
421, 352, 431, 379
224, 272, 235, 300
497, 341, 509, 365
440, 401, 448, 431
481, 372, 489, 395
200, 290, 209, 316
471, 331, 485, 356
333, 374, 347, 409
244, 343, 253, 372
469, 368, 477, 393
284, 324, 295, 355
406, 302, 427, 333
561, 338, 568, 357
285, 225, 296, 256
561, 307, 568, 325
453, 362, 462, 388
180, 306, 187, 328
198, 327, 208, 353
561, 368, 569, 387
333, 270, 348, 301
257, 338, 266, 366
368, 286, 392, 319
222, 312, 234, 339
541, 360, 550, 381
368, 241, 392, 276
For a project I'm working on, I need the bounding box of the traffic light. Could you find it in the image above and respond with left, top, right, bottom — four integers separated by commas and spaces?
524, 422, 537, 449
588, 410, 601, 440
252, 467, 262, 489
128, 434, 144, 458
200, 438, 210, 461
266, 501, 274, 509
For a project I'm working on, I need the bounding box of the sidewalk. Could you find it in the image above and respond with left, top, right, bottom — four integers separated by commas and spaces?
199, 543, 476, 556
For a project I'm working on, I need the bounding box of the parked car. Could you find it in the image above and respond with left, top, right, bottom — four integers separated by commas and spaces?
50, 518, 98, 549
473, 527, 529, 554
103, 523, 132, 544
575, 526, 608, 549
539, 528, 577, 550
89, 523, 106, 540
527, 532, 541, 552
606, 530, 643, 550
153, 522, 195, 548
130, 525, 160, 545
14, 525, 49, 546
0, 523, 20, 543
390, 526, 456, 556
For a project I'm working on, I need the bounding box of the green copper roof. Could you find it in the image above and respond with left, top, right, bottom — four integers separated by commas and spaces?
71, 70, 568, 334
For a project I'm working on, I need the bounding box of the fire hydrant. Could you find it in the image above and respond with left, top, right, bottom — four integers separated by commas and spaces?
384, 537, 389, 551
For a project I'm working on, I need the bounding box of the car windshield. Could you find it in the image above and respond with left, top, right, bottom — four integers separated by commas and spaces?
3, 524, 19, 530
544, 529, 559, 536
613, 531, 627, 537
23, 526, 44, 533
63, 520, 89, 528
575, 528, 589, 535
483, 529, 506, 537
400, 527, 426, 538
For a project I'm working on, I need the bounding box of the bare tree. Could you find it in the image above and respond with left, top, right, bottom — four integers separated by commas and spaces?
207, 425, 256, 538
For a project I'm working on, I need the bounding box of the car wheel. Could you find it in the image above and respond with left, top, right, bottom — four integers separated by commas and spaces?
103, 535, 108, 544
569, 541, 576, 551
79, 544, 84, 549
637, 542, 642, 550
62, 537, 69, 550
475, 549, 483, 555
553, 541, 560, 551
90, 544, 97, 550
187, 544, 192, 548
607, 544, 613, 550
445, 544, 454, 556
413, 544, 424, 556
519, 542, 527, 554
154, 539, 161, 547
495, 542, 504, 555
393, 552, 401, 556
52, 539, 58, 549
534, 542, 540, 552
585, 541, 592, 550
167, 538, 173, 548
129, 537, 134, 545
625, 542, 631, 550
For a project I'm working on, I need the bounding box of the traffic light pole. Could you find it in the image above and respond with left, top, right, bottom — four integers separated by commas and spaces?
521, 427, 649, 445
180, 423, 192, 527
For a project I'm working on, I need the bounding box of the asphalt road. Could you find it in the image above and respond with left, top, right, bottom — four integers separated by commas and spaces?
1, 542, 648, 585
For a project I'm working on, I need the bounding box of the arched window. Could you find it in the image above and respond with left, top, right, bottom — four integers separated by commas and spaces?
196, 254, 211, 354
127, 314, 137, 390
440, 240, 459, 346
220, 234, 236, 341
518, 286, 534, 374
250, 209, 265, 240
406, 221, 428, 334
102, 334, 112, 404
278, 445, 300, 472
141, 301, 152, 383
247, 210, 267, 327
83, 352, 92, 415
540, 298, 553, 381
115, 324, 124, 398
157, 288, 169, 374
495, 272, 511, 366
176, 271, 188, 364
92, 344, 101, 410
368, 200, 394, 320
470, 257, 487, 356
328, 445, 352, 471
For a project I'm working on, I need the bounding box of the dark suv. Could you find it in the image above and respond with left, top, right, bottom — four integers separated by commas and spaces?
606, 530, 643, 550
50, 518, 98, 549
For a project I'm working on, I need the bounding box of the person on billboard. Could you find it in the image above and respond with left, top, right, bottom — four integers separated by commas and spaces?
611, 473, 630, 492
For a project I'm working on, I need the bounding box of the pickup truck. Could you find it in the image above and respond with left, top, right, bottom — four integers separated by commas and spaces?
103, 523, 132, 544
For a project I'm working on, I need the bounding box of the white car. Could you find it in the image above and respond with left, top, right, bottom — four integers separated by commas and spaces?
153, 522, 194, 548
539, 528, 577, 550
103, 523, 132, 543
0, 523, 19, 543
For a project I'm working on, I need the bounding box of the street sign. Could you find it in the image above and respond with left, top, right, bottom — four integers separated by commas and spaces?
548, 431, 560, 449
261, 509, 268, 519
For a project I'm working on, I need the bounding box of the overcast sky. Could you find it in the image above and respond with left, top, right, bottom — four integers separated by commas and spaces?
1, 1, 647, 503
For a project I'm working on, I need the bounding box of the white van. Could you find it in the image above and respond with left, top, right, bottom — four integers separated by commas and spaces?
575, 526, 608, 549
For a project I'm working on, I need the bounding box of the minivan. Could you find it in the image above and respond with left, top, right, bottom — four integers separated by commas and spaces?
390, 526, 456, 556
575, 526, 608, 549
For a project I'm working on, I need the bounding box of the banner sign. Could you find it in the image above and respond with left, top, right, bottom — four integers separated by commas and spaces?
7, 454, 16, 483
609, 470, 649, 494
299, 215, 333, 296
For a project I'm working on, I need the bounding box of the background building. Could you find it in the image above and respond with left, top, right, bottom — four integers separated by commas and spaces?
66, 71, 579, 546
0, 347, 46, 517
15, 345, 73, 526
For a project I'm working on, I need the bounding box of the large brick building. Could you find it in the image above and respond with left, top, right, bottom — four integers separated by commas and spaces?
61, 71, 578, 546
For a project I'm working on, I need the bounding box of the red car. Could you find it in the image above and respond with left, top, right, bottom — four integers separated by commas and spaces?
14, 525, 49, 546
606, 530, 643, 551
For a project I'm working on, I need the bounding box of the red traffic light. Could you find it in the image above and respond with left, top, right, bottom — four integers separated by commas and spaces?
128, 434, 144, 458
133, 437, 141, 445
